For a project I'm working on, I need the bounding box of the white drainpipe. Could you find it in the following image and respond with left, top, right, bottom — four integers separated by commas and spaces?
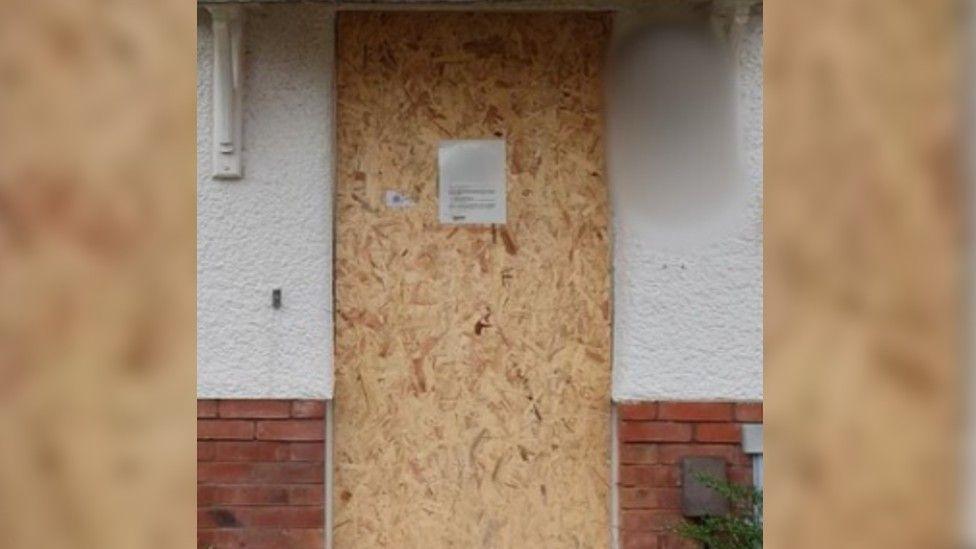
741, 423, 763, 490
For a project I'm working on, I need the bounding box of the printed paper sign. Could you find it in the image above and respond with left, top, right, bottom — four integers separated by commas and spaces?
438, 139, 506, 224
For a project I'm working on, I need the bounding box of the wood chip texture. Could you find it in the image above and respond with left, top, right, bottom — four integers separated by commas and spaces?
334, 12, 612, 549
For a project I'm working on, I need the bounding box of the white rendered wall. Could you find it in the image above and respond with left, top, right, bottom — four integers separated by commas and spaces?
610, 15, 763, 401
197, 5, 334, 399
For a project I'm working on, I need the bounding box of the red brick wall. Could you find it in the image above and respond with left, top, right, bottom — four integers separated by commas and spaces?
197, 399, 326, 549
618, 401, 761, 549
197, 398, 758, 548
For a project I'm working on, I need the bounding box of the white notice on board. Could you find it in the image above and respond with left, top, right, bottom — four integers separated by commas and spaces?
438, 139, 506, 224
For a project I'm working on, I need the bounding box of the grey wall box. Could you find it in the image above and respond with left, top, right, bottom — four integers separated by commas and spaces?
681, 456, 729, 517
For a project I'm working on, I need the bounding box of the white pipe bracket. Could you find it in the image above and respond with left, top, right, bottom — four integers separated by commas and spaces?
207, 5, 245, 179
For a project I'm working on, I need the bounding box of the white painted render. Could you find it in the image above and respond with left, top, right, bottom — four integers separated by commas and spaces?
195, 7, 761, 402
197, 5, 334, 398
609, 14, 763, 401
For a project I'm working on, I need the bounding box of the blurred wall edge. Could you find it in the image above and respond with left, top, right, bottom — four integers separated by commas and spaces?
765, 0, 961, 548
0, 0, 197, 547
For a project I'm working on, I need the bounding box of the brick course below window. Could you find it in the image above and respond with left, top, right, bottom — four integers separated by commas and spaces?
618, 401, 761, 549
197, 399, 326, 549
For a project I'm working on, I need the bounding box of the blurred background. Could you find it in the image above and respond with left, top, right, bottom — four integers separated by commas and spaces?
0, 0, 968, 547
0, 0, 196, 547
765, 1, 962, 547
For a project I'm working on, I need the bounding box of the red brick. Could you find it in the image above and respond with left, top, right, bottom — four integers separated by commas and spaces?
619, 443, 657, 464
729, 465, 754, 486
256, 420, 324, 441
619, 402, 657, 421
287, 485, 325, 505
619, 487, 682, 510
657, 444, 749, 466
622, 532, 660, 549
196, 529, 217, 548
658, 402, 733, 422
197, 400, 218, 418
291, 400, 326, 418
197, 528, 233, 545
620, 422, 692, 443
198, 420, 254, 440
198, 462, 323, 484
198, 528, 324, 549
620, 465, 653, 486
197, 529, 227, 549
209, 441, 324, 462
197, 399, 327, 549
621, 510, 683, 532
619, 465, 681, 487
197, 485, 217, 506
213, 441, 290, 462
735, 402, 763, 422
197, 508, 242, 529
198, 462, 253, 484
198, 506, 323, 529
219, 400, 291, 419
197, 442, 216, 462
238, 507, 324, 528
197, 484, 323, 506
247, 463, 324, 484
289, 442, 325, 462
695, 423, 741, 443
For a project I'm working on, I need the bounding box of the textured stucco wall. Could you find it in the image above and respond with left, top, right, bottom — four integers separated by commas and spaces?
610, 15, 763, 401
195, 7, 759, 401
197, 5, 334, 398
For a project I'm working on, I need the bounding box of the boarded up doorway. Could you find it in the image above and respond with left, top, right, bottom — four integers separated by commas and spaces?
334, 12, 612, 548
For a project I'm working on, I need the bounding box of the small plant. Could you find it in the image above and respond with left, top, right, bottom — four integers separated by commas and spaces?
675, 474, 762, 549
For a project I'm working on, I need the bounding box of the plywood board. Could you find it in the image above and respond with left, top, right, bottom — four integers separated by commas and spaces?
334, 12, 612, 548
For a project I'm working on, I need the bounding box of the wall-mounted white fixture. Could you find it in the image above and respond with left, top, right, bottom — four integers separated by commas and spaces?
207, 5, 244, 179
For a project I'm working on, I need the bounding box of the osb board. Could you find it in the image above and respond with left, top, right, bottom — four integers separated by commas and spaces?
334, 12, 612, 549
765, 1, 959, 547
